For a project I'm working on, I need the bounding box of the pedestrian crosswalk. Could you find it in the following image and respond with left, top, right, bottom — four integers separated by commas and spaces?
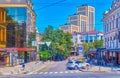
36, 70, 82, 75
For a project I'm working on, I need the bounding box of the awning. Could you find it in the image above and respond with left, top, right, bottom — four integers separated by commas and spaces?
16, 48, 35, 51
107, 49, 120, 52
0, 48, 6, 52
0, 48, 35, 52
96, 48, 120, 52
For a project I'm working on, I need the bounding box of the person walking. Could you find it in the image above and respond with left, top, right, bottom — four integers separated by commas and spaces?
22, 63, 25, 70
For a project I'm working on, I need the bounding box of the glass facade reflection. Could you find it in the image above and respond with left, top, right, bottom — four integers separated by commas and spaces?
6, 7, 27, 48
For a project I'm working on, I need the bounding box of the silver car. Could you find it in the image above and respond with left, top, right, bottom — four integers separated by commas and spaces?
66, 60, 90, 70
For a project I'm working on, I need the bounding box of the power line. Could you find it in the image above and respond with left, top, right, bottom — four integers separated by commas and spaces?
35, 0, 68, 10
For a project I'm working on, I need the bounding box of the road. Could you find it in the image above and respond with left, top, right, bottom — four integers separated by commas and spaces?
0, 60, 120, 78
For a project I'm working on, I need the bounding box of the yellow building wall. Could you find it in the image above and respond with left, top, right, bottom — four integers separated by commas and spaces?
0, 8, 6, 48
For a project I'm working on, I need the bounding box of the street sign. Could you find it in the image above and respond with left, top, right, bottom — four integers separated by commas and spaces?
78, 46, 83, 51
46, 42, 51, 47
38, 42, 45, 44
32, 41, 37, 46
78, 46, 83, 57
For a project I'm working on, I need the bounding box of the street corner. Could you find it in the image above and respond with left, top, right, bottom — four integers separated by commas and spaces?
27, 65, 46, 75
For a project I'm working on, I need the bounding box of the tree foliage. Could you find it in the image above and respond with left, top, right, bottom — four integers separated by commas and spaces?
40, 50, 51, 61
40, 26, 73, 60
94, 40, 103, 48
82, 40, 103, 56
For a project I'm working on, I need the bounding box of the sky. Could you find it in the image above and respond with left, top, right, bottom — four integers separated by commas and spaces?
32, 0, 113, 33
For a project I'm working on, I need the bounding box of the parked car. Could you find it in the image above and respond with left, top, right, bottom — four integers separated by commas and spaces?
66, 60, 90, 70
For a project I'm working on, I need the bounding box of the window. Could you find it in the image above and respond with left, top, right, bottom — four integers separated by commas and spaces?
89, 12, 94, 31
81, 21, 86, 32
110, 22, 111, 31
70, 21, 78, 25
116, 18, 119, 28
78, 11, 86, 15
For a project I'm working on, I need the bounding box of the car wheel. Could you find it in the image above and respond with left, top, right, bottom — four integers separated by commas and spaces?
74, 66, 78, 70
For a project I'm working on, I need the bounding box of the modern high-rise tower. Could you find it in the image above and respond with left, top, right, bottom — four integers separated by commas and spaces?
60, 5, 95, 33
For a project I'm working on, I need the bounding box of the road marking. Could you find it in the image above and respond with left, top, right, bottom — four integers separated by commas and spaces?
44, 72, 48, 74
70, 71, 74, 73
65, 71, 68, 73
38, 70, 82, 75
60, 71, 63, 74
49, 72, 53, 74
39, 72, 44, 74
54, 72, 58, 74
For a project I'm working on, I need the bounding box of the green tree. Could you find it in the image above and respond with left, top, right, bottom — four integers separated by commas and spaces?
94, 40, 103, 48
82, 42, 89, 56
40, 50, 51, 61
40, 26, 73, 60
82, 40, 103, 56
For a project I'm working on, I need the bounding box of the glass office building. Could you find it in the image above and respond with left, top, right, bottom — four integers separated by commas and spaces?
0, 0, 36, 66
6, 7, 27, 48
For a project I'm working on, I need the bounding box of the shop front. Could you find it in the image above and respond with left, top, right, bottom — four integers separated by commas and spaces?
0, 48, 36, 67
97, 48, 120, 66
0, 49, 9, 67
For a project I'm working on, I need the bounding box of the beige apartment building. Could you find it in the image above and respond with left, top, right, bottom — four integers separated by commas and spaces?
60, 5, 95, 33
60, 24, 79, 33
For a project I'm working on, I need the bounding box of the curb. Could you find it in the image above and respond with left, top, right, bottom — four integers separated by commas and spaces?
27, 65, 46, 74
81, 70, 108, 73
27, 61, 55, 74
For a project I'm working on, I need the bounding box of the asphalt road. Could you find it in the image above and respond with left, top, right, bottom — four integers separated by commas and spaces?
0, 72, 120, 78
0, 60, 120, 78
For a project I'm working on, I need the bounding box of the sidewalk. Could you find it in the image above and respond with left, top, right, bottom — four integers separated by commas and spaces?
82, 65, 120, 73
28, 61, 55, 74
0, 61, 55, 76
0, 61, 42, 75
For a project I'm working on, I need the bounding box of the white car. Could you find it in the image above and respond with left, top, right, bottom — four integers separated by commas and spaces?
66, 60, 90, 70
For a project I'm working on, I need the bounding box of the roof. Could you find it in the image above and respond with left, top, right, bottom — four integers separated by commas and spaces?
72, 31, 103, 35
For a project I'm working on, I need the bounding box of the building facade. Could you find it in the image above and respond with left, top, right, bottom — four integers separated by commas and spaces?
59, 24, 79, 33
102, 0, 120, 65
0, 8, 8, 66
71, 31, 103, 56
0, 8, 6, 48
60, 5, 95, 33
72, 31, 103, 46
0, 0, 36, 66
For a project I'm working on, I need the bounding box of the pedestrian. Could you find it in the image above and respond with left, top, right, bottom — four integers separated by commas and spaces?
90, 61, 93, 68
95, 59, 97, 65
22, 63, 25, 70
